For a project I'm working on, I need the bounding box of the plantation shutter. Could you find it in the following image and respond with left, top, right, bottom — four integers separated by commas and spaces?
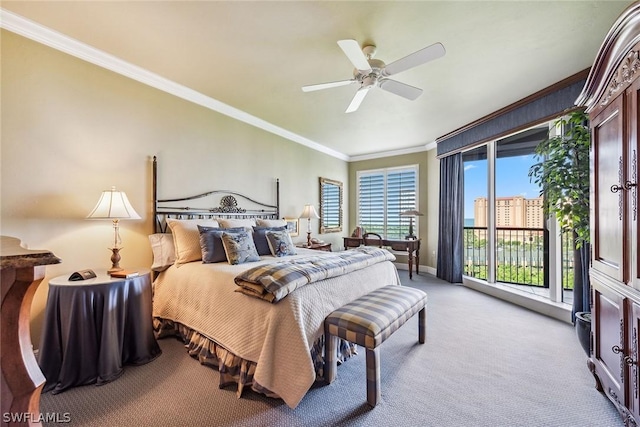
387, 169, 417, 239
357, 166, 418, 239
358, 172, 385, 235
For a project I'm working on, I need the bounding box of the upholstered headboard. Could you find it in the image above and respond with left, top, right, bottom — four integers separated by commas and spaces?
152, 156, 280, 233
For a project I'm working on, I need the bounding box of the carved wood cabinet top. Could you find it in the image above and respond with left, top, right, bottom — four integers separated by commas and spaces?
0, 235, 61, 269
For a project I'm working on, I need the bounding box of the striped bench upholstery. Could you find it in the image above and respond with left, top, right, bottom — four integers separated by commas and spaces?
324, 285, 427, 407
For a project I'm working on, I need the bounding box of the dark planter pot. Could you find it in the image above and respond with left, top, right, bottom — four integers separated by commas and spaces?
575, 311, 592, 356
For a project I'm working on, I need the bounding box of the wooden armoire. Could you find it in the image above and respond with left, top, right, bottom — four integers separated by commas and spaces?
576, 2, 640, 425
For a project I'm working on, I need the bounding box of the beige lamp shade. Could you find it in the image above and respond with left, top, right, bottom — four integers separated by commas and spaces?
299, 204, 320, 219
299, 204, 320, 247
87, 186, 141, 220
86, 186, 140, 273
400, 209, 424, 217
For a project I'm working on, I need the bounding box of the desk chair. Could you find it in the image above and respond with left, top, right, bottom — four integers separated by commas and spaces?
363, 232, 383, 248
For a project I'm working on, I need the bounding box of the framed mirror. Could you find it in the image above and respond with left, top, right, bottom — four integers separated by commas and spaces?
319, 177, 343, 234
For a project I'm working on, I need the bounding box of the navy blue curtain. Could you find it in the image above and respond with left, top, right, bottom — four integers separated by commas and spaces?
437, 153, 464, 283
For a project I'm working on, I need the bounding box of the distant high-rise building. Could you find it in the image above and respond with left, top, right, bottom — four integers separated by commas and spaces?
474, 196, 544, 228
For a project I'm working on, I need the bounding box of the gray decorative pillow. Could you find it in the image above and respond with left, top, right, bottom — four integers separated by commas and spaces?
266, 230, 297, 257
252, 226, 286, 255
198, 226, 244, 263
221, 230, 261, 265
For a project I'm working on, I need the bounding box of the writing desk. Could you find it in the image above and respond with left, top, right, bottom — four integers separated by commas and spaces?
344, 237, 420, 279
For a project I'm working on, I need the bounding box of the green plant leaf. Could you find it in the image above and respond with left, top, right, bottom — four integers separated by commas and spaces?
528, 110, 590, 248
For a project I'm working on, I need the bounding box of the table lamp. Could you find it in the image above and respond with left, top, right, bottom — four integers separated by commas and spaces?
400, 209, 423, 240
87, 186, 141, 273
299, 204, 320, 247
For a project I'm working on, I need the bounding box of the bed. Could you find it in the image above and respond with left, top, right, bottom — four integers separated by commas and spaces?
150, 157, 401, 408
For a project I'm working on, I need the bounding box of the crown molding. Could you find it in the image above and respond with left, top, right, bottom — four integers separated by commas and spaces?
0, 8, 350, 162
349, 144, 428, 162
424, 141, 437, 151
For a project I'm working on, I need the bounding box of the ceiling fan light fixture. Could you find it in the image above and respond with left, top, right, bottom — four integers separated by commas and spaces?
361, 75, 377, 88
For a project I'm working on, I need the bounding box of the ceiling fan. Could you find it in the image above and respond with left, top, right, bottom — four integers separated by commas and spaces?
302, 39, 446, 113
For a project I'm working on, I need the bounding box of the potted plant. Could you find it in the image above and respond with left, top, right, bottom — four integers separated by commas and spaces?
528, 109, 591, 355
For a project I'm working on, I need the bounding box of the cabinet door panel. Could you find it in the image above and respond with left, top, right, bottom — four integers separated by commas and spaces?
629, 301, 640, 419
593, 279, 627, 407
629, 79, 640, 291
591, 95, 626, 283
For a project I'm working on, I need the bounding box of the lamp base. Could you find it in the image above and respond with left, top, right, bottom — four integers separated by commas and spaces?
405, 218, 417, 240
108, 247, 123, 274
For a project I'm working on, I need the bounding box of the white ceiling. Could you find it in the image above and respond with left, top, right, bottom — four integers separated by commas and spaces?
1, 1, 633, 160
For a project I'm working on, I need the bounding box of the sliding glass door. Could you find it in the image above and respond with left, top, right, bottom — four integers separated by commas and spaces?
462, 122, 570, 304
463, 145, 488, 281
495, 127, 546, 289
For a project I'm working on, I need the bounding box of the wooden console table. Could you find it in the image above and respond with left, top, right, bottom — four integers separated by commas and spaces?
344, 237, 420, 279
1, 236, 60, 427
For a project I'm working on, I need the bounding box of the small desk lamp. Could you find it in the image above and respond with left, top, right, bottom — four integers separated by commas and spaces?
299, 204, 320, 247
400, 209, 423, 240
87, 186, 141, 273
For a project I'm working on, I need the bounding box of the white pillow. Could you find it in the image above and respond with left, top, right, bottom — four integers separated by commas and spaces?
217, 218, 256, 230
148, 233, 175, 272
256, 218, 287, 227
166, 218, 219, 265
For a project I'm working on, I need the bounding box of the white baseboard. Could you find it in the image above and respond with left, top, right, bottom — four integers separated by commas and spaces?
393, 262, 436, 276
424, 266, 437, 275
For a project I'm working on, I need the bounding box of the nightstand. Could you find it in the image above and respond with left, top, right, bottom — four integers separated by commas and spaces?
38, 269, 161, 394
298, 242, 332, 252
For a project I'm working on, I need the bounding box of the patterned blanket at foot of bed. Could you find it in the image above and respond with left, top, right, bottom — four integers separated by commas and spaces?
234, 247, 396, 302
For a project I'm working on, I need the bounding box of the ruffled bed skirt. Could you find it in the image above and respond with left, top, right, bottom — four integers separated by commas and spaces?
153, 317, 358, 400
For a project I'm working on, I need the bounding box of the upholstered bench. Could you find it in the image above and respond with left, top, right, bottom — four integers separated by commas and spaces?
324, 285, 427, 407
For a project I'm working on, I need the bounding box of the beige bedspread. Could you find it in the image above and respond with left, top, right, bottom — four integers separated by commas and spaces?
152, 248, 400, 408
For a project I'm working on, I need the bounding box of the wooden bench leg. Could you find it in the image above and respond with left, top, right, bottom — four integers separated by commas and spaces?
366, 347, 380, 407
418, 306, 426, 344
324, 327, 337, 384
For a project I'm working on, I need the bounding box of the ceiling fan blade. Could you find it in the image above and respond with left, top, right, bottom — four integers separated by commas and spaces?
383, 42, 446, 76
345, 87, 371, 113
379, 79, 423, 100
337, 39, 372, 73
302, 79, 355, 92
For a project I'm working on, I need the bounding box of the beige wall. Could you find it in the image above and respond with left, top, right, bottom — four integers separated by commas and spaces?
348, 149, 439, 271
1, 31, 349, 346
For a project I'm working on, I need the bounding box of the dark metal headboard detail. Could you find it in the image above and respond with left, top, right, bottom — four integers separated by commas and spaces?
152, 156, 280, 233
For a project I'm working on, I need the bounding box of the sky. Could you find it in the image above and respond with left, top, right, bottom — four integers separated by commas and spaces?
463, 154, 542, 219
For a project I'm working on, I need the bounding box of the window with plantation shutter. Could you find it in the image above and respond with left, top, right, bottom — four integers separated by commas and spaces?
357, 166, 418, 239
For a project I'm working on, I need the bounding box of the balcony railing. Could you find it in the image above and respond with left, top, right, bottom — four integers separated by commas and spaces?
463, 226, 574, 289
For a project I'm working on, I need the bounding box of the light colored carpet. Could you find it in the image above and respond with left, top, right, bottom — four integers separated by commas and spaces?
40, 270, 622, 426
